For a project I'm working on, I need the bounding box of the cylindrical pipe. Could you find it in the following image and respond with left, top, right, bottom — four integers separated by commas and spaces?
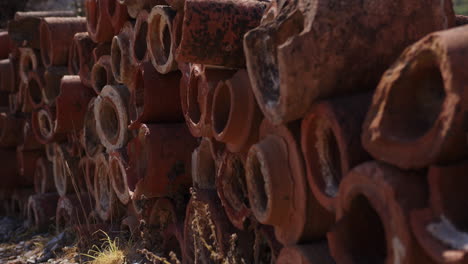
301, 93, 372, 212
56, 193, 93, 232
19, 48, 41, 84
327, 161, 432, 264
85, 0, 115, 43
254, 225, 282, 264
111, 22, 137, 85
26, 71, 45, 109
212, 69, 262, 153
79, 156, 97, 199
43, 66, 68, 105
69, 32, 97, 88
132, 10, 149, 64
177, 0, 266, 67
27, 192, 59, 231
34, 157, 55, 194
40, 17, 87, 67
91, 55, 116, 94
8, 92, 21, 114
246, 120, 333, 245
109, 150, 131, 205
147, 5, 178, 74
244, 0, 454, 125
276, 243, 335, 264
81, 98, 105, 158
31, 106, 58, 145
53, 144, 80, 197
0, 58, 17, 93
120, 0, 166, 19
362, 25, 468, 169
0, 31, 13, 59
0, 113, 23, 147
191, 137, 224, 190
109, 0, 129, 33
94, 84, 130, 151
94, 152, 119, 221
128, 62, 182, 129
16, 147, 43, 188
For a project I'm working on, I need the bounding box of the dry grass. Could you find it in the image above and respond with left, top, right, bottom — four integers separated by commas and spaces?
82, 230, 125, 264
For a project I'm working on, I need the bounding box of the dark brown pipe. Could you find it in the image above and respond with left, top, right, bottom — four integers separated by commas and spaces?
111, 22, 137, 85
69, 32, 97, 88
177, 0, 266, 67
85, 0, 115, 43
21, 120, 43, 150
276, 243, 335, 264
132, 10, 149, 64
31, 106, 57, 145
53, 144, 81, 197
43, 66, 68, 105
26, 71, 45, 109
363, 25, 468, 169
16, 147, 44, 188
81, 98, 105, 158
0, 58, 17, 93
191, 137, 222, 190
34, 157, 55, 194
91, 55, 116, 94
301, 93, 372, 213
11, 189, 34, 217
80, 156, 97, 199
27, 192, 59, 231
109, 150, 131, 205
120, 0, 166, 19
19, 48, 41, 84
0, 31, 13, 59
0, 113, 23, 147
109, 0, 129, 33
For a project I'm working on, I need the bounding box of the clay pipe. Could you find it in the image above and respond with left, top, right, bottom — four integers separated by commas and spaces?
40, 17, 87, 67
147, 5, 178, 74
253, 225, 282, 264
109, 150, 131, 205
81, 98, 105, 158
363, 25, 468, 169
43, 66, 69, 105
109, 0, 129, 33
0, 58, 17, 93
327, 161, 434, 264
34, 157, 55, 194
91, 55, 116, 94
177, 0, 267, 67
276, 243, 335, 264
0, 31, 13, 59
68, 32, 97, 88
19, 48, 42, 84
455, 15, 468, 26
111, 22, 137, 85
132, 10, 149, 64
245, 119, 334, 245
119, 0, 166, 19
243, 0, 454, 124
53, 144, 81, 197
301, 93, 372, 213
27, 193, 59, 231
85, 0, 115, 43
211, 69, 262, 153
26, 71, 46, 109
191, 137, 223, 190
80, 156, 97, 199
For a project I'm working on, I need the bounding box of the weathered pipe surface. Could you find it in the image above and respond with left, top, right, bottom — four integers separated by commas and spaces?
362, 25, 468, 169
276, 243, 335, 264
147, 5, 178, 74
244, 0, 455, 125
43, 67, 69, 105
0, 149, 22, 188
0, 113, 23, 147
165, 0, 185, 11
119, 0, 166, 19
0, 31, 13, 60
109, 150, 131, 205
181, 65, 235, 137
94, 152, 120, 221
91, 55, 116, 94
177, 0, 267, 67
19, 48, 42, 84
26, 71, 45, 109
34, 157, 55, 194
111, 22, 137, 85
85, 0, 114, 43
27, 192, 59, 231
191, 137, 222, 190
56, 193, 93, 232
254, 225, 283, 264
66, 131, 84, 158
109, 0, 129, 33
216, 151, 251, 230
0, 58, 17, 93
81, 98, 105, 158
301, 93, 372, 213
411, 160, 468, 264
21, 121, 43, 151
16, 147, 44, 188
131, 123, 198, 199
80, 156, 96, 199
327, 161, 433, 264
94, 84, 130, 151
456, 15, 468, 26
246, 120, 333, 245
31, 106, 58, 145
129, 62, 182, 129
40, 17, 87, 67
8, 11, 75, 49
53, 144, 81, 197
132, 10, 149, 64
212, 69, 262, 153
69, 32, 97, 88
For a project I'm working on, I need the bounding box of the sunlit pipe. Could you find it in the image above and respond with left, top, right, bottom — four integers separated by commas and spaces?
94, 152, 121, 221
132, 10, 149, 64
131, 123, 197, 199
362, 25, 468, 169
94, 84, 130, 151
147, 5, 178, 74
80, 156, 97, 199
191, 137, 224, 190
276, 243, 335, 264
181, 65, 235, 137
0, 113, 23, 147
34, 157, 55, 194
0, 31, 13, 59
85, 0, 114, 43
26, 71, 45, 109
212, 70, 262, 153
42, 66, 69, 105
8, 11, 75, 49
253, 225, 282, 264
81, 98, 105, 158
246, 120, 334, 245
177, 0, 266, 67
69, 32, 96, 88
128, 62, 182, 129
109, 150, 131, 205
301, 93, 372, 213
111, 22, 137, 85
109, 0, 129, 34
40, 17, 87, 67
410, 160, 468, 264
55, 193, 93, 232
53, 144, 82, 197
119, 0, 166, 19
18, 48, 41, 84
244, 0, 454, 125
0, 58, 17, 93
327, 161, 433, 264
27, 192, 59, 231
91, 55, 116, 94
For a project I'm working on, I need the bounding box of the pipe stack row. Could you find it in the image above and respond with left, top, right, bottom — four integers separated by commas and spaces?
0, 0, 467, 263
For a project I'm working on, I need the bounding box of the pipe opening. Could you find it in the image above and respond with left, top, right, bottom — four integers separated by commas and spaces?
38, 110, 53, 138
111, 39, 123, 80
40, 23, 52, 66
213, 82, 231, 134
92, 64, 108, 93
110, 159, 126, 195
28, 77, 42, 105
187, 70, 201, 124
100, 99, 120, 143
249, 150, 268, 216
222, 157, 249, 211
96, 161, 110, 214
194, 141, 216, 188
134, 21, 148, 61
149, 13, 171, 66
380, 51, 445, 141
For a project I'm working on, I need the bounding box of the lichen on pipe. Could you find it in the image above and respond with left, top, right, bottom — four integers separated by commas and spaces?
85, 0, 115, 43
362, 25, 468, 169
111, 22, 137, 85
34, 157, 55, 194
0, 31, 13, 60
177, 0, 267, 67
69, 32, 97, 88
244, 0, 455, 125
132, 10, 149, 64
91, 55, 116, 94
276, 243, 335, 264
31, 106, 58, 144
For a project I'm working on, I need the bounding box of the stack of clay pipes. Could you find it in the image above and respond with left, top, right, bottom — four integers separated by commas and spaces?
1, 0, 468, 263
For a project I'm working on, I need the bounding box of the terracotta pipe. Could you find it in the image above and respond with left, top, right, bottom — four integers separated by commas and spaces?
43, 66, 68, 105
244, 0, 454, 125
131, 123, 197, 199
109, 0, 129, 34
0, 58, 17, 93
182, 65, 235, 137
132, 10, 149, 64
85, 0, 115, 43
8, 11, 75, 49
69, 32, 97, 88
246, 120, 334, 245
81, 98, 105, 158
0, 113, 23, 147
0, 150, 26, 189
94, 84, 130, 151
147, 5, 178, 74
0, 31, 13, 59
455, 15, 468, 26
177, 0, 266, 67
53, 144, 81, 197
276, 243, 335, 264
26, 71, 45, 109
19, 48, 41, 84
363, 25, 468, 169
191, 137, 224, 190
80, 156, 97, 199
31, 106, 57, 144
16, 147, 44, 187
93, 42, 112, 60
120, 0, 166, 19
91, 55, 116, 94
128, 62, 182, 129
410, 160, 468, 264
165, 0, 184, 11
212, 70, 262, 153
301, 93, 372, 213
21, 120, 43, 151
216, 151, 251, 230
8, 93, 21, 114
254, 225, 282, 264
109, 150, 131, 205
45, 143, 55, 162
94, 152, 123, 221
327, 161, 433, 264
34, 157, 54, 194
27, 192, 59, 231
56, 193, 93, 232
40, 17, 87, 67
111, 22, 137, 85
